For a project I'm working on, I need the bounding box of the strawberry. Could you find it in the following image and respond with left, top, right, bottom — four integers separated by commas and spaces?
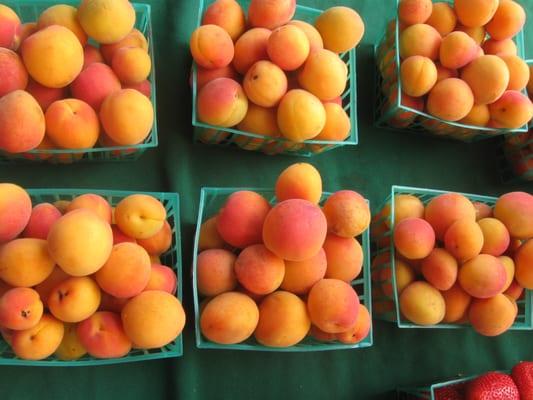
466, 372, 520, 400
435, 383, 465, 400
511, 361, 533, 400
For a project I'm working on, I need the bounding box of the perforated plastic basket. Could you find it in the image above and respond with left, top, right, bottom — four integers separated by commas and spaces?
191, 0, 358, 157
0, 0, 158, 163
373, 0, 528, 142
370, 185, 532, 330
0, 188, 182, 366
192, 187, 372, 351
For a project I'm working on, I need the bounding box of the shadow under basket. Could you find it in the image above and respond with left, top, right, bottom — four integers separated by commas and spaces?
0, 188, 182, 366
191, 0, 358, 157
0, 0, 158, 164
192, 187, 373, 351
370, 185, 532, 330
373, 0, 529, 142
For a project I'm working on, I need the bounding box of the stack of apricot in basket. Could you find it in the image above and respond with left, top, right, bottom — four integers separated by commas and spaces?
372, 190, 532, 336
0, 183, 184, 361
389, 0, 533, 128
0, 0, 153, 156
190, 0, 364, 147
197, 163, 371, 347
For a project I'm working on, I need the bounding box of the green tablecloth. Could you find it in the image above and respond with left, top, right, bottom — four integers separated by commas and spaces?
1, 0, 532, 398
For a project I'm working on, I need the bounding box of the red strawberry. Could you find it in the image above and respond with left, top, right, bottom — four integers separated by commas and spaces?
512, 361, 533, 400
435, 383, 465, 400
466, 372, 520, 400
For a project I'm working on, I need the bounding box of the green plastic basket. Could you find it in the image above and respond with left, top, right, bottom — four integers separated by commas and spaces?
0, 188, 182, 366
370, 185, 532, 330
373, 0, 529, 142
0, 0, 158, 164
397, 373, 485, 400
192, 187, 372, 351
191, 0, 358, 157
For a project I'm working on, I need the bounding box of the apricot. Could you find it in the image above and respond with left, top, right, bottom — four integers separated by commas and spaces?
499, 55, 529, 91
123, 80, 151, 98
298, 49, 347, 101
426, 2, 456, 36
454, 0, 498, 27
267, 25, 309, 71
0, 90, 45, 153
494, 192, 533, 239
315, 102, 351, 141
400, 56, 437, 97
489, 90, 533, 129
397, 0, 432, 26
421, 248, 458, 291
234, 244, 285, 295
100, 29, 148, 64
399, 281, 445, 325
459, 254, 507, 298
78, 0, 135, 44
514, 239, 533, 289
427, 78, 474, 121
336, 304, 371, 344
112, 225, 136, 244
112, 47, 151, 85
11, 314, 64, 360
0, 48, 28, 98
441, 283, 471, 323
243, 61, 287, 107
248, 0, 295, 29
48, 277, 101, 323
196, 248, 236, 297
98, 292, 129, 313
33, 267, 69, 302
323, 234, 363, 282
95, 243, 151, 298
55, 323, 87, 360
235, 104, 280, 149
459, 104, 490, 127
100, 88, 154, 145
323, 190, 370, 238
197, 78, 248, 128
399, 24, 442, 60
469, 293, 516, 336
217, 191, 270, 248
48, 209, 113, 276
277, 89, 326, 142
200, 291, 259, 344
232, 28, 270, 74
435, 62, 458, 82
37, 4, 87, 46
444, 219, 484, 262
307, 279, 359, 333
425, 192, 476, 240
83, 44, 104, 69
198, 216, 226, 251
136, 220, 172, 255
26, 79, 67, 111
473, 202, 493, 220
0, 287, 43, 330
195, 65, 238, 90
190, 24, 234, 69
439, 31, 478, 69
504, 279, 523, 300
202, 0, 245, 41
461, 55, 510, 105
288, 20, 323, 51
393, 218, 435, 260
77, 311, 132, 358
0, 183, 32, 243
275, 163, 322, 204
0, 4, 20, 49
67, 194, 112, 223
145, 264, 177, 294
280, 249, 327, 295
456, 25, 486, 45
380, 259, 416, 296
310, 325, 336, 342
478, 218, 511, 257
485, 0, 525, 41
314, 6, 364, 53
483, 38, 517, 56
383, 194, 425, 228
498, 256, 515, 292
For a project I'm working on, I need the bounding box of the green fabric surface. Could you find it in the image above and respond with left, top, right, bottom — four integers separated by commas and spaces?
0, 0, 532, 398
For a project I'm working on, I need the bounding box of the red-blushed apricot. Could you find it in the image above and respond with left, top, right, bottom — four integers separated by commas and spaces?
307, 279, 359, 333
288, 20, 323, 52
234, 244, 284, 295
0, 48, 28, 98
400, 56, 437, 97
197, 78, 248, 128
323, 234, 363, 282
202, 0, 245, 41
243, 60, 287, 107
67, 194, 112, 223
12, 22, 37, 51
48, 276, 101, 323
426, 2, 456, 36
494, 192, 533, 239
112, 225, 136, 244
399, 24, 442, 60
22, 203, 61, 240
382, 194, 425, 228
336, 304, 371, 344
0, 183, 32, 243
200, 291, 259, 344
315, 102, 351, 141
144, 264, 177, 294
83, 44, 104, 69
0, 4, 20, 49
267, 25, 309, 71
427, 78, 474, 121
469, 294, 516, 336
0, 90, 45, 153
280, 249, 327, 295
136, 220, 172, 255
199, 216, 226, 251
439, 31, 478, 69
26, 79, 67, 111
12, 314, 64, 360
454, 0, 499, 27
217, 191, 270, 248
499, 54, 529, 91
310, 325, 336, 342
473, 202, 493, 220
444, 219, 484, 262
314, 6, 364, 53
190, 24, 234, 69
441, 283, 471, 323
462, 55, 511, 105
504, 279, 524, 300
275, 163, 322, 204
485, 0, 525, 41
323, 190, 370, 238
37, 4, 87, 46
400, 281, 445, 325
254, 291, 310, 347
435, 62, 458, 82
100, 29, 148, 64
298, 49, 347, 101
459, 254, 507, 298
424, 192, 476, 241
0, 287, 43, 330
397, 0, 432, 26
55, 323, 87, 360
478, 218, 511, 257
197, 249, 237, 297
459, 104, 490, 127
232, 28, 271, 74
379, 259, 416, 297
456, 25, 486, 45
421, 248, 458, 291
393, 218, 435, 260
514, 239, 533, 289
248, 0, 295, 29
98, 292, 129, 313
77, 311, 132, 358
78, 0, 135, 44
488, 90, 533, 129
123, 80, 151, 98
498, 256, 515, 292
277, 89, 326, 142
194, 65, 239, 90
